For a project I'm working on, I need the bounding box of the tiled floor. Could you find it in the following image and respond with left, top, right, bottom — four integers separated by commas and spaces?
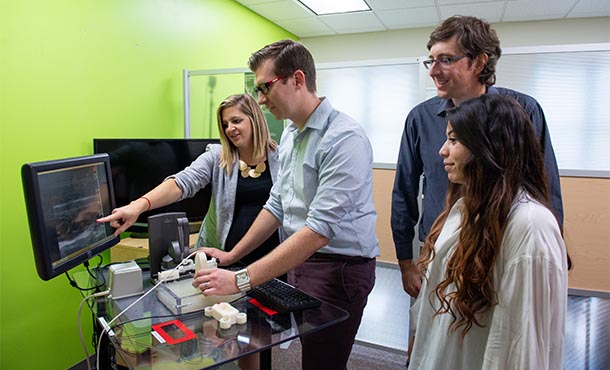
357, 264, 610, 370
564, 294, 610, 370
356, 264, 410, 351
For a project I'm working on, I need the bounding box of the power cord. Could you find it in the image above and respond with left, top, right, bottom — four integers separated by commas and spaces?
78, 289, 111, 370
95, 250, 199, 370
67, 257, 110, 369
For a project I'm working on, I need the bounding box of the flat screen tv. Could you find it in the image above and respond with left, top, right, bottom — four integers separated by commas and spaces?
93, 138, 219, 235
21, 154, 120, 281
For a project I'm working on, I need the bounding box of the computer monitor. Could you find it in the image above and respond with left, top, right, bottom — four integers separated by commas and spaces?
93, 138, 219, 235
22, 154, 120, 281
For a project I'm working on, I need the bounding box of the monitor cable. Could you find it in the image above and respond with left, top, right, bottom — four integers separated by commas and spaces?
95, 250, 199, 370
67, 256, 109, 360
65, 256, 107, 294
78, 289, 111, 370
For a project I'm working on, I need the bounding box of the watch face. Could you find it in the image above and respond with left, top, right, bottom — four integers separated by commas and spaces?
235, 269, 250, 292
236, 269, 249, 283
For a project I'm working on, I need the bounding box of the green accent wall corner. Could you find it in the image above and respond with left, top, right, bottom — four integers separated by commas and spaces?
0, 1, 294, 369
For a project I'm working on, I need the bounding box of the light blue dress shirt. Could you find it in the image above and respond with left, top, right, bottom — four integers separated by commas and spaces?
264, 98, 379, 258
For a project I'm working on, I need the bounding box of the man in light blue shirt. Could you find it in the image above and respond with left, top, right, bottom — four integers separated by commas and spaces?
266, 98, 379, 258
197, 39, 379, 370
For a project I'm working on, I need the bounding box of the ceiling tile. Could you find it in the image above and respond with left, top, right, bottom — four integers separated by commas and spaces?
568, 0, 610, 18
275, 17, 336, 37
439, 2, 505, 22
503, 0, 576, 21
365, 0, 435, 11
235, 0, 606, 37
248, 0, 313, 22
376, 7, 441, 29
437, 0, 504, 4
329, 24, 389, 34
320, 11, 386, 31
235, 0, 280, 6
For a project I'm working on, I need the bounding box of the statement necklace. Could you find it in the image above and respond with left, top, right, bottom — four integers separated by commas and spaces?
239, 160, 266, 178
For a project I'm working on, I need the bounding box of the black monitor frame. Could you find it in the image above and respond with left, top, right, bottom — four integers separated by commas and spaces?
93, 138, 219, 235
21, 154, 120, 281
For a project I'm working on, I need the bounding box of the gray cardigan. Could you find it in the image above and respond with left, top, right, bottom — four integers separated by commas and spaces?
170, 144, 283, 250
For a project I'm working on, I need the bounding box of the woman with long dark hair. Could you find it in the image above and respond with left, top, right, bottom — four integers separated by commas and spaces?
408, 94, 568, 370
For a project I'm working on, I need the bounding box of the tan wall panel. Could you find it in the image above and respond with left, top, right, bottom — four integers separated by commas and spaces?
373, 169, 610, 292
113, 172, 610, 293
372, 168, 398, 263
561, 177, 610, 292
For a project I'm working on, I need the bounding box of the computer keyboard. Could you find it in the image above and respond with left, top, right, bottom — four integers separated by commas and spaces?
250, 279, 321, 314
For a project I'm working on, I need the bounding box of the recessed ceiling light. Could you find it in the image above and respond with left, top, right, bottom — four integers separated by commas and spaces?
297, 0, 371, 15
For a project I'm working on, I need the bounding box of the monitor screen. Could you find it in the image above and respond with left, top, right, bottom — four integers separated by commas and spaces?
21, 154, 120, 281
93, 138, 219, 235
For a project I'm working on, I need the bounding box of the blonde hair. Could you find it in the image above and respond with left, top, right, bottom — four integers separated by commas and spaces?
216, 94, 277, 175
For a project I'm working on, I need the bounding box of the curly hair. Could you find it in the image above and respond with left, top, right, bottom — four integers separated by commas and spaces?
417, 94, 554, 341
427, 15, 502, 86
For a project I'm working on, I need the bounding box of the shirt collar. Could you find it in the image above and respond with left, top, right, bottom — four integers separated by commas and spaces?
286, 97, 331, 132
436, 85, 497, 117
436, 99, 454, 117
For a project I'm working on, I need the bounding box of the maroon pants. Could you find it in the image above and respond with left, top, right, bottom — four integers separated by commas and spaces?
289, 254, 376, 370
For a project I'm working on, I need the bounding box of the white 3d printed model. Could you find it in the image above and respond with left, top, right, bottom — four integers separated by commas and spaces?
195, 251, 217, 271
205, 302, 247, 329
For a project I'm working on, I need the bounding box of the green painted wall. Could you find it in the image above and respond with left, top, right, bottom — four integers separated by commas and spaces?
0, 1, 294, 369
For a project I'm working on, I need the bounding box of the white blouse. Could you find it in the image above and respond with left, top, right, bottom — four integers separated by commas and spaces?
409, 192, 568, 370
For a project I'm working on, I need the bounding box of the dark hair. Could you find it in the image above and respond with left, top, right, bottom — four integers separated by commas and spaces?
427, 15, 501, 86
449, 94, 549, 205
418, 94, 556, 341
248, 39, 317, 93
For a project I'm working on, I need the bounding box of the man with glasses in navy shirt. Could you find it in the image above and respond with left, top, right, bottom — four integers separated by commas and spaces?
392, 14, 563, 309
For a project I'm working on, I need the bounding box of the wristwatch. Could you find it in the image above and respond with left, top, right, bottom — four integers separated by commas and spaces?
235, 268, 251, 292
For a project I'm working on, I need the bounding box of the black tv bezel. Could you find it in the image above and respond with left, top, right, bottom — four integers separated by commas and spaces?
21, 153, 120, 281
93, 138, 219, 235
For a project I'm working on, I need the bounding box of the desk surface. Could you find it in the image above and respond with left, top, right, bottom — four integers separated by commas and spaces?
99, 274, 348, 370
110, 234, 199, 263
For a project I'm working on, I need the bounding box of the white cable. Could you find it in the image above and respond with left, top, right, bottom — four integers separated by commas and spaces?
96, 327, 106, 370
106, 250, 197, 327
96, 251, 198, 369
78, 290, 110, 370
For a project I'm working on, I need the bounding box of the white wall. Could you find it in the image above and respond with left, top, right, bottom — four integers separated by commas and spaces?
301, 17, 610, 62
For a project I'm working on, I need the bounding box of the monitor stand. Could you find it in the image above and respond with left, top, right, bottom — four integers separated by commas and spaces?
148, 212, 190, 283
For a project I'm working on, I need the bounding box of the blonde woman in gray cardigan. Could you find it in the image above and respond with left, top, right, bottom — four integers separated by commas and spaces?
99, 93, 283, 267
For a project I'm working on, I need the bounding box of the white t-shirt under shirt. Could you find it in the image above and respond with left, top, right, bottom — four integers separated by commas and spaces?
409, 192, 568, 370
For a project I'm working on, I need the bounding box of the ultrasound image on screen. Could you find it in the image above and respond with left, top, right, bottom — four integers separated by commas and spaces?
37, 163, 113, 266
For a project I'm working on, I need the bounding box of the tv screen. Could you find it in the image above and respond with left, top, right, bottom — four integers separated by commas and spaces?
93, 138, 219, 235
21, 154, 120, 281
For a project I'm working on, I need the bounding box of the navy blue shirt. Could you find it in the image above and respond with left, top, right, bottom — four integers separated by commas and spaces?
391, 86, 564, 260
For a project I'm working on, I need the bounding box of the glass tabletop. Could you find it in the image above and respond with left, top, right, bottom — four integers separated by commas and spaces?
98, 275, 349, 370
